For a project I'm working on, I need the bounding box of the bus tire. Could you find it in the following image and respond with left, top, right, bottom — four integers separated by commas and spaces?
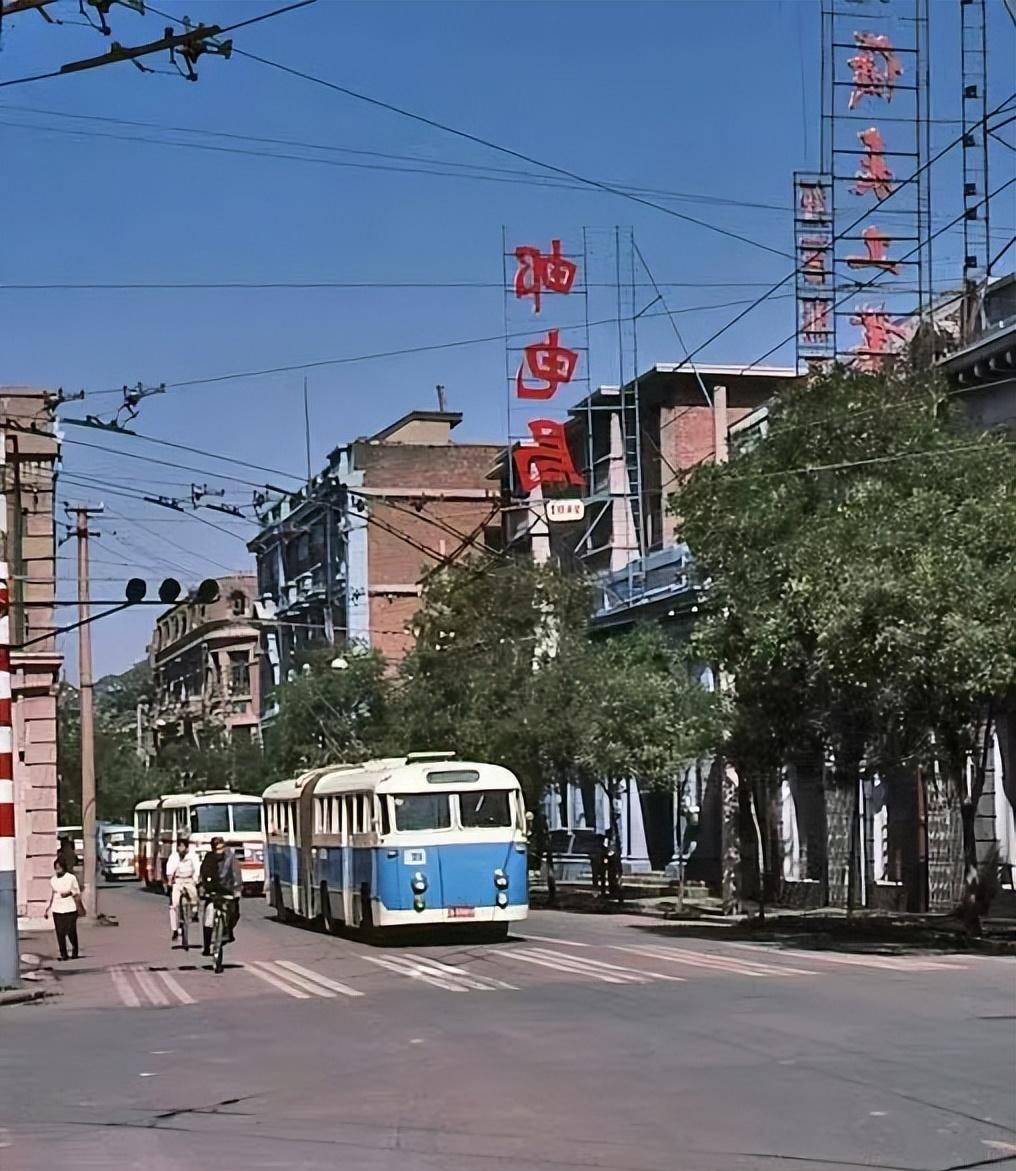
273, 878, 292, 924
320, 883, 337, 935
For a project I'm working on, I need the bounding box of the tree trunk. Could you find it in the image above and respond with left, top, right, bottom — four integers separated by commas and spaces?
720, 759, 740, 915
825, 766, 857, 910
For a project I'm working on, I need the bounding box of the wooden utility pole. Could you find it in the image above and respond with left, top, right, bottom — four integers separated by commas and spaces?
68, 504, 103, 920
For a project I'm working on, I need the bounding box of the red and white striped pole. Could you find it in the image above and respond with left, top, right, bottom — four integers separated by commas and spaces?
0, 426, 19, 989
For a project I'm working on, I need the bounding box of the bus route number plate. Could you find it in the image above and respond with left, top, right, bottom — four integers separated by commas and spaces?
449, 907, 475, 919
403, 849, 426, 865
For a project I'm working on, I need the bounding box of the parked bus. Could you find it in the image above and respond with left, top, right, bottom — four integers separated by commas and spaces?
263, 753, 529, 938
133, 791, 266, 894
97, 823, 137, 881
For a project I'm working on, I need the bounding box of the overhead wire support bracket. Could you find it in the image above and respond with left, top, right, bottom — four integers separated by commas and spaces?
58, 23, 229, 82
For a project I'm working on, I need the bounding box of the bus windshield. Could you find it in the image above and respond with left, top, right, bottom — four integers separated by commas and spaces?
459, 790, 513, 829
231, 804, 262, 833
190, 804, 230, 834
103, 830, 134, 846
392, 794, 451, 831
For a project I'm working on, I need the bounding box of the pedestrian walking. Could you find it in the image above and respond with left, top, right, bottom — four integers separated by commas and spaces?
44, 857, 83, 961
57, 835, 78, 875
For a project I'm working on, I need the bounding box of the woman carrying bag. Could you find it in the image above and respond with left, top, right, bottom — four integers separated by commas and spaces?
44, 856, 83, 961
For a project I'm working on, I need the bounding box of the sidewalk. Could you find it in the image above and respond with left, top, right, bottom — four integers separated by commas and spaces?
532, 882, 1016, 955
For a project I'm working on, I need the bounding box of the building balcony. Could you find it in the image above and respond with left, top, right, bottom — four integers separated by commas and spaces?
592, 544, 697, 626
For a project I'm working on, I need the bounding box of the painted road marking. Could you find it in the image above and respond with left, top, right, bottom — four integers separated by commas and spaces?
402, 954, 518, 991
244, 961, 314, 999
109, 966, 141, 1008
131, 967, 170, 1007
615, 944, 818, 977
274, 960, 364, 998
364, 954, 469, 992
154, 969, 196, 1006
252, 960, 338, 998
717, 942, 967, 972
506, 947, 684, 985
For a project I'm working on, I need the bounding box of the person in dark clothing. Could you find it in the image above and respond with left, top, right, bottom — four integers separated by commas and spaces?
199, 836, 242, 956
57, 836, 78, 875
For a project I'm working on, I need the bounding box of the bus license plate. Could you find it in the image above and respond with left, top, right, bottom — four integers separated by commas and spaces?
448, 906, 475, 919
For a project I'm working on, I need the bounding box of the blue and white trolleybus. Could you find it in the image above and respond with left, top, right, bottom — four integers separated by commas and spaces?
263, 753, 529, 937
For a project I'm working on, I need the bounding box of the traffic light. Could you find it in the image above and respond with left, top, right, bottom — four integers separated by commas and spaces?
125, 578, 147, 604
158, 578, 182, 604
195, 579, 220, 604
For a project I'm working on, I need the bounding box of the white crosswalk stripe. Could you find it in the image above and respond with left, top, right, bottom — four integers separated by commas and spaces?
109, 965, 141, 1008
246, 960, 340, 998
274, 960, 364, 998
505, 947, 684, 985
717, 942, 968, 972
108, 965, 195, 1008
364, 954, 470, 991
401, 954, 518, 991
614, 944, 818, 977
244, 961, 313, 999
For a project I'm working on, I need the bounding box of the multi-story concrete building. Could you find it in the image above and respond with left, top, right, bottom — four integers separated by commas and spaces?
500, 364, 801, 881
249, 409, 502, 720
146, 575, 261, 755
2, 389, 61, 925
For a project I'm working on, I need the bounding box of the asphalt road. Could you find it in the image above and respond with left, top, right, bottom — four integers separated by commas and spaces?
2, 884, 1014, 1171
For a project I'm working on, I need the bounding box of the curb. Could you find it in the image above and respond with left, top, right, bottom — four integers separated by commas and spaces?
0, 987, 56, 1007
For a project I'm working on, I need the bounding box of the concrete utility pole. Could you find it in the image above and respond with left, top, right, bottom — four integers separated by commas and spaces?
0, 428, 19, 988
712, 383, 729, 465
69, 504, 103, 920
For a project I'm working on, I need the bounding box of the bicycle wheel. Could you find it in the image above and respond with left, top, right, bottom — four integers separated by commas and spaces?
179, 896, 190, 951
212, 908, 225, 974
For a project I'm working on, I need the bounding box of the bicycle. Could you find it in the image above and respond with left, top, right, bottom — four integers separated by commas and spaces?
206, 894, 230, 974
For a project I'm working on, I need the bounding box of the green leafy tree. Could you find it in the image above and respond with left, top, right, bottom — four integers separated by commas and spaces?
269, 647, 393, 775
673, 366, 1016, 910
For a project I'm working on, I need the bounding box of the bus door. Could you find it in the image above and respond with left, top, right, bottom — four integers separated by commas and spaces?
298, 774, 321, 919
341, 795, 353, 925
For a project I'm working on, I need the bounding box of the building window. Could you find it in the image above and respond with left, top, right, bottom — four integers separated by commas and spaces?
229, 653, 250, 696
231, 591, 246, 617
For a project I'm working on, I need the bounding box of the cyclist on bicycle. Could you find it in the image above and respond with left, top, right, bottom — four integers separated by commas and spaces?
166, 833, 200, 942
199, 835, 242, 956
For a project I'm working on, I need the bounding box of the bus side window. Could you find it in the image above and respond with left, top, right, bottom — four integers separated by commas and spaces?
379, 796, 391, 836
347, 795, 358, 837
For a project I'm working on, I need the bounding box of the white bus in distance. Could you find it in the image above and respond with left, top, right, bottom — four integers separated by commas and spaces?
134, 791, 266, 894
263, 753, 529, 938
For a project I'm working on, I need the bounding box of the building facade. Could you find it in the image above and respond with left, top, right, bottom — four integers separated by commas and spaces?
146, 575, 261, 756
2, 389, 62, 924
501, 364, 801, 881
249, 409, 502, 721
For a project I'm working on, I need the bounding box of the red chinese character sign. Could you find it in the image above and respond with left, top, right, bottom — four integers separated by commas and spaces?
513, 420, 584, 493
516, 329, 579, 400
796, 0, 930, 371
849, 306, 908, 371
503, 231, 588, 501
514, 240, 577, 314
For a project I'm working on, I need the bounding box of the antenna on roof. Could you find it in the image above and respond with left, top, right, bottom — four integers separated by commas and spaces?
435, 384, 447, 413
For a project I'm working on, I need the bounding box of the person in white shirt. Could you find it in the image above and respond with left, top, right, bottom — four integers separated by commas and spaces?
166, 833, 201, 941
44, 857, 82, 961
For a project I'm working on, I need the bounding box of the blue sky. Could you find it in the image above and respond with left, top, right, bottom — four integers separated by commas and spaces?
0, 0, 1013, 677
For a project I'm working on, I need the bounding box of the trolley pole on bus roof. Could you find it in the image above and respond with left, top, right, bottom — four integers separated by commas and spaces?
0, 427, 19, 989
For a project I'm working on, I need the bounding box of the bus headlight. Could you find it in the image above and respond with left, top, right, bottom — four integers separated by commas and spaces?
413, 896, 426, 913
496, 892, 509, 909
493, 869, 508, 890
411, 872, 428, 895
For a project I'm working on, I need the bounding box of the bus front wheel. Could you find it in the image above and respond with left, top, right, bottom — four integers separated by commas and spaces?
273, 878, 292, 924
320, 883, 338, 935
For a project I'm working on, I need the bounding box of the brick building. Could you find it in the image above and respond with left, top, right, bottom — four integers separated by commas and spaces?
499, 363, 801, 880
2, 389, 61, 925
146, 574, 261, 756
249, 409, 501, 720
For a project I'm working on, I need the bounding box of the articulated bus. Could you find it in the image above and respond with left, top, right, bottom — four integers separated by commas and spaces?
134, 791, 266, 894
263, 753, 529, 937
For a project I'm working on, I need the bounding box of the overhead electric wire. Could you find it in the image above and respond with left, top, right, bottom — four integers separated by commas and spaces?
738, 174, 1016, 374
74, 294, 794, 400
133, 4, 799, 262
